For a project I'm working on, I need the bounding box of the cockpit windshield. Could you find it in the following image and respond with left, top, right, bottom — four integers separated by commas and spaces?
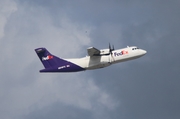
132, 47, 139, 50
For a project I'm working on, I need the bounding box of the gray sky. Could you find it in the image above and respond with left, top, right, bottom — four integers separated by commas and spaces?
0, 0, 180, 119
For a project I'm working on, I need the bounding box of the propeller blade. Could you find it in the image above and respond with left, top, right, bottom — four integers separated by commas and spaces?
109, 43, 115, 53
108, 43, 115, 62
109, 43, 111, 51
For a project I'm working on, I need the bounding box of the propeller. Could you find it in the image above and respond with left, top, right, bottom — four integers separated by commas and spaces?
109, 43, 115, 62
109, 43, 115, 53
112, 45, 115, 51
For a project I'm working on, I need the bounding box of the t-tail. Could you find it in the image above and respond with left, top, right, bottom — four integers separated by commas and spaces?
35, 48, 85, 72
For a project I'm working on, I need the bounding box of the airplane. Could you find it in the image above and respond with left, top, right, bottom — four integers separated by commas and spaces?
35, 44, 147, 73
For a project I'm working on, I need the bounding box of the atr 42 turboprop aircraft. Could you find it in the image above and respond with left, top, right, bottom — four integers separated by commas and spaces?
35, 44, 146, 73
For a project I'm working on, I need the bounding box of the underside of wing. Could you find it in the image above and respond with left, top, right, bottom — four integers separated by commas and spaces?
87, 47, 100, 56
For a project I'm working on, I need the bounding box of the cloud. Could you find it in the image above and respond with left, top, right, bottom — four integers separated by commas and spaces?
0, 1, 118, 119
1, 0, 180, 119
0, 0, 17, 39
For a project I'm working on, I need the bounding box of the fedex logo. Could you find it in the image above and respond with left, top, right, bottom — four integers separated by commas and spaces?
42, 55, 53, 61
114, 50, 128, 57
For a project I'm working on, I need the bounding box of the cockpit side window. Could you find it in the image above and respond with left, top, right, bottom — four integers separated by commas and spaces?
132, 47, 139, 50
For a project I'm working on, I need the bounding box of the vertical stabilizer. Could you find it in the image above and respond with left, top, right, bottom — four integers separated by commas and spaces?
35, 48, 58, 68
35, 48, 85, 72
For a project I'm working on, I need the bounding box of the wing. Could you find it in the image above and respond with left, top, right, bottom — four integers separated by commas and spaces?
87, 47, 100, 56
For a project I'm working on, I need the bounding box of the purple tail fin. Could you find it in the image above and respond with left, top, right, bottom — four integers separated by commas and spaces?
35, 48, 60, 68
34, 48, 85, 72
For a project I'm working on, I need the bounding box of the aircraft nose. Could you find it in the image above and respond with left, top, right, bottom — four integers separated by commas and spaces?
142, 50, 147, 55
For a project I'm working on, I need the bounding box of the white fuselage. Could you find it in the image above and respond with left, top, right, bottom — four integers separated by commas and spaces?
66, 46, 147, 70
